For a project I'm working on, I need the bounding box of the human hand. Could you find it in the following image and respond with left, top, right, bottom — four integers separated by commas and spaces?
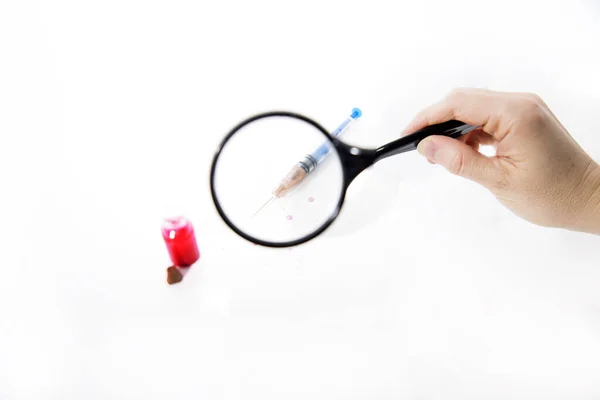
403, 88, 600, 234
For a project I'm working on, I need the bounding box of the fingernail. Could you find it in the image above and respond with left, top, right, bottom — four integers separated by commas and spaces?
417, 138, 437, 160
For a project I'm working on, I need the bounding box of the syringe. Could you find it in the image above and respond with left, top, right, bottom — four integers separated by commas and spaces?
253, 108, 362, 217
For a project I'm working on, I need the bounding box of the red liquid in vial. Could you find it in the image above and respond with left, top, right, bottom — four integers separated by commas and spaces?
161, 216, 200, 267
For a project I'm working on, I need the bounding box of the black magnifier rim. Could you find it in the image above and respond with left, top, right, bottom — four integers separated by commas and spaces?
210, 111, 347, 248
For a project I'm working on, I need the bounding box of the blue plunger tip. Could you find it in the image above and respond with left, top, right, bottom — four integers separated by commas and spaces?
350, 107, 362, 119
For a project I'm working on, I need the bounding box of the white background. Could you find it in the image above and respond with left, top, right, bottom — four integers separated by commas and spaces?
1, 0, 600, 398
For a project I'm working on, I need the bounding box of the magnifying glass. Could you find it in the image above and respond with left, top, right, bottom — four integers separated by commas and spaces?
210, 111, 477, 247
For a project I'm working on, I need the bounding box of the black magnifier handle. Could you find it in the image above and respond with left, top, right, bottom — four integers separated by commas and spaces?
373, 120, 478, 163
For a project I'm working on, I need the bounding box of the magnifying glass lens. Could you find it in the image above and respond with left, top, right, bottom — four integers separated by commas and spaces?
212, 115, 345, 245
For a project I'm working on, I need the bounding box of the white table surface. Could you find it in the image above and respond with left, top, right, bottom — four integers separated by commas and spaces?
1, 0, 600, 398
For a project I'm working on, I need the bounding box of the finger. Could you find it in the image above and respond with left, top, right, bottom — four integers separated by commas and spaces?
417, 135, 504, 188
464, 135, 480, 152
402, 99, 446, 136
464, 129, 496, 147
402, 88, 511, 140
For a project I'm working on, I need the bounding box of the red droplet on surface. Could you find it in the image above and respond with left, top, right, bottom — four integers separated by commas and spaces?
308, 196, 315, 202
286, 215, 293, 220
161, 216, 200, 267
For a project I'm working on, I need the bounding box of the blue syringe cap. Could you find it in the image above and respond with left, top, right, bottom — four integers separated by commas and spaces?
351, 107, 362, 119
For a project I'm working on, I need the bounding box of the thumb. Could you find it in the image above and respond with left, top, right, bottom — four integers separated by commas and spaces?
417, 135, 500, 187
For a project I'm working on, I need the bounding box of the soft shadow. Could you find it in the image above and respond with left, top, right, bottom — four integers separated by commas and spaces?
323, 155, 428, 238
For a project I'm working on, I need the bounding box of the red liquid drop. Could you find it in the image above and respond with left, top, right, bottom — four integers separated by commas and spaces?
308, 197, 315, 202
286, 215, 293, 220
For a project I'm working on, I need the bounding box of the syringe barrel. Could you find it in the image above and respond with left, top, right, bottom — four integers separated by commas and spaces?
272, 108, 361, 198
298, 154, 318, 173
309, 116, 354, 166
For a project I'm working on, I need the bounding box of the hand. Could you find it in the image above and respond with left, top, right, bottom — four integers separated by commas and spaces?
403, 88, 600, 234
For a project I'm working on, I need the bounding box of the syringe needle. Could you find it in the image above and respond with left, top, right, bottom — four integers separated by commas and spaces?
252, 196, 275, 217
251, 164, 307, 217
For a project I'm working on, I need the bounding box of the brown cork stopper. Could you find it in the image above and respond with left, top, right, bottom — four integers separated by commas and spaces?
166, 266, 183, 284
